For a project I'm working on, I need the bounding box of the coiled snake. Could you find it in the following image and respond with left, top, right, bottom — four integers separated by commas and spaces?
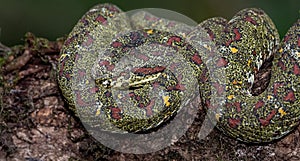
58, 3, 300, 143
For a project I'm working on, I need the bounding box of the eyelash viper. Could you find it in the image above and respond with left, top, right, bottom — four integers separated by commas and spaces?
57, 3, 300, 143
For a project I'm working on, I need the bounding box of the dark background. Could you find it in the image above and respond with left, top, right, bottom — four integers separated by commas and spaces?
0, 0, 299, 46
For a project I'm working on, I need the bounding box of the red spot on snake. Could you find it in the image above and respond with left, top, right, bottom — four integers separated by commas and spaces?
78, 70, 86, 78
205, 100, 211, 108
152, 51, 162, 56
106, 5, 120, 12
225, 102, 241, 112
99, 60, 115, 71
128, 92, 142, 101
65, 74, 71, 80
138, 103, 145, 108
169, 62, 180, 71
145, 100, 155, 117
75, 53, 81, 61
233, 28, 241, 40
205, 100, 216, 109
65, 36, 76, 46
167, 36, 181, 46
191, 53, 202, 65
110, 107, 122, 120
130, 32, 141, 41
284, 35, 291, 42
99, 60, 109, 66
82, 34, 94, 47
228, 118, 241, 128
106, 64, 115, 71
136, 54, 149, 61
121, 47, 130, 53
225, 39, 233, 46
277, 60, 286, 71
80, 17, 89, 26
167, 74, 186, 91
259, 110, 276, 126
133, 66, 165, 75
167, 21, 176, 27
283, 91, 296, 102
171, 83, 186, 91
59, 61, 66, 76
212, 83, 225, 95
95, 15, 107, 24
234, 102, 241, 112
207, 28, 215, 40
273, 82, 284, 96
152, 82, 160, 89
128, 92, 135, 98
216, 57, 228, 67
245, 16, 257, 25
144, 15, 159, 21
112, 41, 123, 48
200, 68, 209, 83
223, 26, 230, 33
254, 100, 264, 110
135, 95, 141, 101
105, 91, 112, 97
293, 64, 300, 75
186, 44, 193, 50
89, 87, 99, 93
76, 92, 88, 107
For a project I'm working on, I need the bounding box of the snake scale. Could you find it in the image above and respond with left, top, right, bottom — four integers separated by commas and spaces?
57, 3, 300, 143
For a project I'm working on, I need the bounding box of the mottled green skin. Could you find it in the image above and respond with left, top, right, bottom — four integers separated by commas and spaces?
57, 4, 136, 133
91, 29, 205, 132
58, 4, 210, 133
131, 10, 194, 37
58, 4, 300, 143
58, 4, 131, 112
200, 9, 300, 143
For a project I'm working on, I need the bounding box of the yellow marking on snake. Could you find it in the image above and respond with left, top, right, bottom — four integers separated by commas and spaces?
232, 80, 238, 85
267, 95, 273, 100
215, 113, 221, 121
118, 94, 122, 99
230, 46, 238, 53
278, 107, 287, 117
163, 95, 170, 107
228, 95, 234, 100
96, 108, 101, 116
247, 59, 252, 66
204, 44, 212, 51
147, 29, 153, 34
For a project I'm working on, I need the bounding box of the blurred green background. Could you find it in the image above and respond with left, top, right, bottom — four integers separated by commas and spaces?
0, 0, 299, 46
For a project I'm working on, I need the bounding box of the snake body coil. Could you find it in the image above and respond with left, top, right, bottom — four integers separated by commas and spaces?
58, 4, 300, 143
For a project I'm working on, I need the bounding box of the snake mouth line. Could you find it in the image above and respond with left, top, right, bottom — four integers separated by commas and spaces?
95, 66, 168, 90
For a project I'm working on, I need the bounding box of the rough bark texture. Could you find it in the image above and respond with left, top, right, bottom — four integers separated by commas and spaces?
0, 33, 299, 161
